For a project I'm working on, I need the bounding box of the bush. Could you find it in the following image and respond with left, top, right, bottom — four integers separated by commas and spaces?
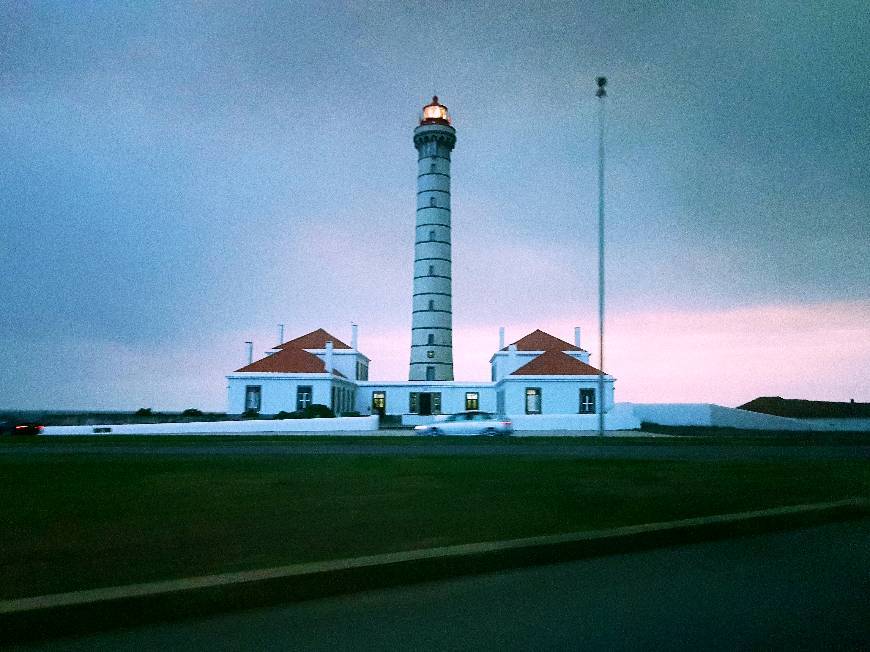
274, 411, 305, 420
242, 409, 261, 419
302, 404, 334, 419
182, 408, 203, 417
342, 411, 361, 417
135, 408, 153, 417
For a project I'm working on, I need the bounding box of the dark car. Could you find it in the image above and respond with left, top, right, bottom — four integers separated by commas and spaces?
0, 421, 44, 436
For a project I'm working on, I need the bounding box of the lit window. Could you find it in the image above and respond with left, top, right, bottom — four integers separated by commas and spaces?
409, 392, 419, 414
432, 392, 442, 413
296, 385, 313, 411
427, 350, 435, 358
372, 391, 386, 414
580, 389, 596, 414
465, 392, 479, 410
525, 388, 541, 414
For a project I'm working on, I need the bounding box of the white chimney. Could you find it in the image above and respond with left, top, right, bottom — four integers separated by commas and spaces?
277, 323, 285, 345
574, 327, 581, 348
508, 343, 517, 361
351, 323, 358, 351
498, 326, 505, 350
325, 340, 334, 373
245, 341, 253, 365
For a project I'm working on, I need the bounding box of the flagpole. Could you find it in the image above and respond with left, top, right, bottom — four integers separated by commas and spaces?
596, 76, 607, 437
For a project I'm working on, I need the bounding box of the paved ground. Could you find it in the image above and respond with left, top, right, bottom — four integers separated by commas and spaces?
34, 518, 870, 650
3, 439, 869, 460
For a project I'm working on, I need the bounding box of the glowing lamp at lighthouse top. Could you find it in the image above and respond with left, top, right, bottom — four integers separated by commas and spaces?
421, 96, 451, 125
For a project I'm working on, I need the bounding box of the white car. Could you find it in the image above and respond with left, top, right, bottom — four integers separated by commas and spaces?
414, 411, 513, 436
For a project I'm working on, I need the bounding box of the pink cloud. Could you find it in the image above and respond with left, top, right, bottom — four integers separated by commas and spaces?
361, 302, 869, 407
447, 302, 868, 406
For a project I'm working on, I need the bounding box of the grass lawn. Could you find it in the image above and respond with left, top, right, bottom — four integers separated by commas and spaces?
1, 442, 868, 600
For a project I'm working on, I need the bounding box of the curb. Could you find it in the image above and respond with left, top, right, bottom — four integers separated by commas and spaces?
2, 498, 867, 645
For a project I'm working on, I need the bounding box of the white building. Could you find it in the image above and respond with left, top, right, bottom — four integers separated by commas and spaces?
227, 325, 616, 428
226, 97, 620, 429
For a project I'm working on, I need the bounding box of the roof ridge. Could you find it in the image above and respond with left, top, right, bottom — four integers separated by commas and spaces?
510, 349, 605, 376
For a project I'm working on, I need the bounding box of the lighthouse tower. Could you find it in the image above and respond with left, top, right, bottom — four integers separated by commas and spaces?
409, 96, 457, 381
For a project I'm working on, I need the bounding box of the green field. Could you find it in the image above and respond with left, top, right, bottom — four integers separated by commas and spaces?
2, 439, 868, 600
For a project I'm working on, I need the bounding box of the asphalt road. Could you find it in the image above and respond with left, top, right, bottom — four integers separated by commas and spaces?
35, 519, 870, 651
3, 440, 869, 460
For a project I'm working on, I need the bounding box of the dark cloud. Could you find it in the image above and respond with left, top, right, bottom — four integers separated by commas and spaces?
1, 1, 867, 407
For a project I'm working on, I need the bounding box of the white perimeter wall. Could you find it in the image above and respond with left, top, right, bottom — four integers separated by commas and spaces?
628, 403, 841, 431
784, 418, 870, 432
43, 416, 380, 435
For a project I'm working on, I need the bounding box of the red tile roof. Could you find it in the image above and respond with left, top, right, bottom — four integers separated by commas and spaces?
235, 347, 346, 376
502, 329, 583, 352
276, 328, 351, 350
510, 350, 605, 376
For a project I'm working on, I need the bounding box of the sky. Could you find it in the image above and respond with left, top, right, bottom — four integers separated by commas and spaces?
1, 1, 868, 411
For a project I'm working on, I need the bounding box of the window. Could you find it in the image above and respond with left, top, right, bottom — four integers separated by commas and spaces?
430, 162, 436, 172
428, 299, 435, 310
426, 366, 435, 381
296, 385, 313, 411
580, 389, 596, 414
427, 350, 435, 358
429, 230, 436, 241
466, 392, 479, 410
428, 265, 435, 275
430, 196, 436, 207
372, 391, 386, 414
244, 386, 261, 412
331, 387, 336, 410
427, 333, 435, 345
409, 392, 418, 414
525, 388, 542, 414
432, 393, 441, 414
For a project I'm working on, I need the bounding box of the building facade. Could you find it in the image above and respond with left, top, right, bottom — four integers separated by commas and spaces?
227, 324, 617, 428
226, 97, 622, 428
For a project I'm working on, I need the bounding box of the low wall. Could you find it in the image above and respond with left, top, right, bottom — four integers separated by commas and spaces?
42, 416, 380, 436
629, 403, 824, 431
628, 403, 715, 427
708, 405, 811, 431
800, 418, 870, 432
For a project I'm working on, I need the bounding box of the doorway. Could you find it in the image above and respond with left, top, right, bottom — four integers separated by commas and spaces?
418, 392, 432, 416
